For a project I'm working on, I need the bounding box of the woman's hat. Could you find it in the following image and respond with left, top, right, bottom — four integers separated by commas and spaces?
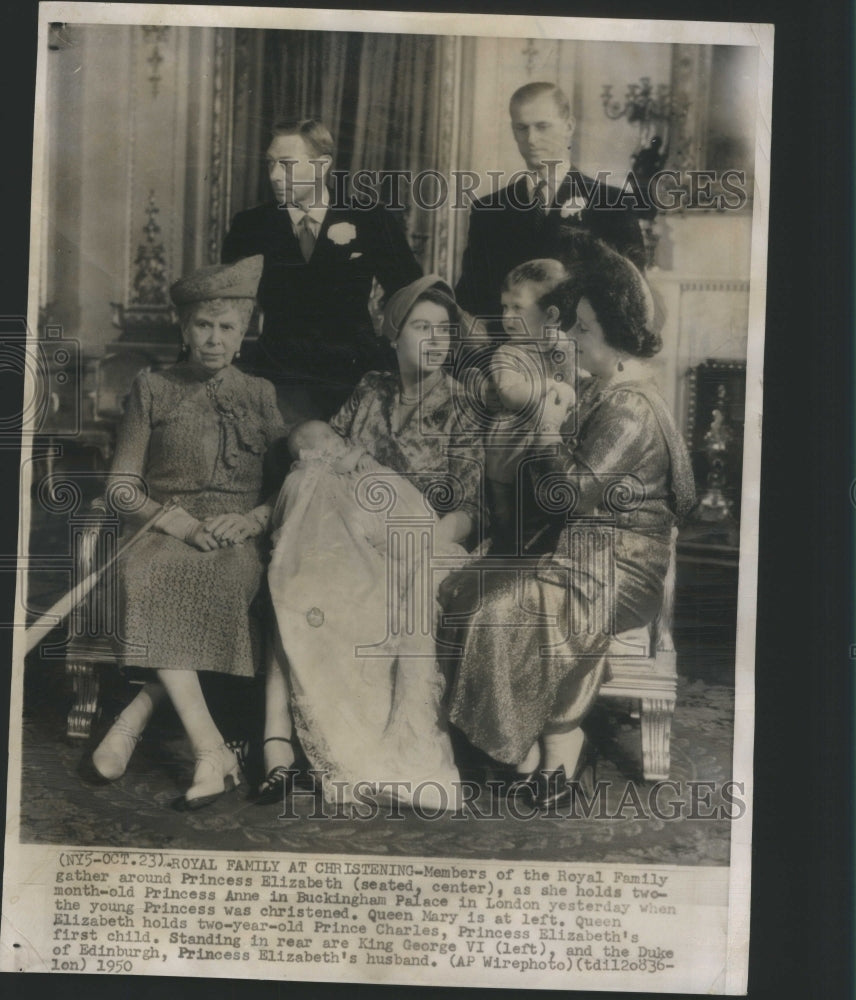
381, 274, 457, 342
624, 257, 656, 329
170, 255, 264, 307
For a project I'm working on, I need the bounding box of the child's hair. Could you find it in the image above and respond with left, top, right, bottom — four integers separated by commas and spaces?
502, 259, 568, 308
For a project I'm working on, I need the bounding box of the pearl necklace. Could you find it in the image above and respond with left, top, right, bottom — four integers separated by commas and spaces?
396, 371, 441, 406
392, 372, 441, 433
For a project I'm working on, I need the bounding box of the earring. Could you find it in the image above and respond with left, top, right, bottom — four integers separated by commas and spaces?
235, 349, 241, 360
617, 359, 624, 372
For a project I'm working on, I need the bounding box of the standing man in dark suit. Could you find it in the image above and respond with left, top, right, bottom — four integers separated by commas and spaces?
223, 118, 422, 426
455, 82, 645, 334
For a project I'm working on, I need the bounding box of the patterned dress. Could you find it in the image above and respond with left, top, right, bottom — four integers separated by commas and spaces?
328, 370, 484, 526
268, 369, 484, 807
111, 363, 286, 676
440, 377, 696, 764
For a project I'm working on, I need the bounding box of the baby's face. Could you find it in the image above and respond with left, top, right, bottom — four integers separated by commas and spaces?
501, 283, 553, 342
289, 421, 347, 458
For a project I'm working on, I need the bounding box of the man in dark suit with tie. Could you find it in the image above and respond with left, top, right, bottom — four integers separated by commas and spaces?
455, 82, 646, 334
222, 118, 421, 425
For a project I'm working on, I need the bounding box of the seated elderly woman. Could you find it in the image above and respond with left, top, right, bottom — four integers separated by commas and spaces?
439, 247, 695, 809
90, 255, 287, 808
259, 275, 484, 811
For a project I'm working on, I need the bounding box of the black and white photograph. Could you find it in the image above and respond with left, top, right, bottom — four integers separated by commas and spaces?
0, 4, 772, 993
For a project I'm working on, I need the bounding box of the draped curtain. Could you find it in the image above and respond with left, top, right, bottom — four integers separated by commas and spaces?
230, 29, 446, 273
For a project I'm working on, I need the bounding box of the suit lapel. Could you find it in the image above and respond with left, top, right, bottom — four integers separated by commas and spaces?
307, 204, 356, 267
266, 201, 304, 263
544, 170, 593, 238
507, 176, 545, 247
553, 169, 596, 205
264, 200, 354, 266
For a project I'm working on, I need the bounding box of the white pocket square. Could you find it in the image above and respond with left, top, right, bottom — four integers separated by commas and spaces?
349, 251, 363, 260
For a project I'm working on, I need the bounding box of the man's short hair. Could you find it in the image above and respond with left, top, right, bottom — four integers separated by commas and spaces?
509, 82, 572, 121
271, 118, 336, 161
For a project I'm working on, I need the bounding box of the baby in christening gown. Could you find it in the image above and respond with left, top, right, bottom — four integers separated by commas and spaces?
268, 421, 463, 812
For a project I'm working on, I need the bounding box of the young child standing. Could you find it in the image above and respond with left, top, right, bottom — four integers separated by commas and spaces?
485, 259, 577, 551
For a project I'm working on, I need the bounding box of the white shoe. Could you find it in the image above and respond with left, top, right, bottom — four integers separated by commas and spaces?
92, 717, 142, 781
185, 744, 242, 809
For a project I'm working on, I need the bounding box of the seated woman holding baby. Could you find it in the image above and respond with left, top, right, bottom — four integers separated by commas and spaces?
440, 244, 696, 810
259, 275, 483, 811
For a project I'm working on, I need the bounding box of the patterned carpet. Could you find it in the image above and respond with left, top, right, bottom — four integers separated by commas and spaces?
17, 664, 737, 865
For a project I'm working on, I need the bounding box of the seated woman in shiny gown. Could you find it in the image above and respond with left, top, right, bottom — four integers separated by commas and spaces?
90, 255, 287, 808
439, 247, 696, 809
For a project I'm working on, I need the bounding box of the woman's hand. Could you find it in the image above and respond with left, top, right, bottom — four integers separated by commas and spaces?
493, 368, 533, 412
435, 511, 473, 549
332, 447, 364, 474
536, 381, 576, 437
551, 379, 576, 412
333, 448, 379, 474
355, 452, 382, 473
185, 523, 220, 551
200, 512, 261, 547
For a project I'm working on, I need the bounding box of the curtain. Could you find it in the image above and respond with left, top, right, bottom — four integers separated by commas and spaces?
263, 29, 357, 164
348, 33, 441, 267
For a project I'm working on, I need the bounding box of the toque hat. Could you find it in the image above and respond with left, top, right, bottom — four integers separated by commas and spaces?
381, 274, 457, 343
170, 255, 264, 307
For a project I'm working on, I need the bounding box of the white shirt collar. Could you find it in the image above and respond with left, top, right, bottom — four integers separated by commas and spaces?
286, 189, 330, 230
525, 161, 571, 198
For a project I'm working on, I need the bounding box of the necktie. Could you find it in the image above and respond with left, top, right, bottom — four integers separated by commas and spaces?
298, 213, 316, 261
534, 178, 549, 214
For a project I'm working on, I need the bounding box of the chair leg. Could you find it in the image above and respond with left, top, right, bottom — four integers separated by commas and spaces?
639, 696, 675, 781
66, 662, 100, 740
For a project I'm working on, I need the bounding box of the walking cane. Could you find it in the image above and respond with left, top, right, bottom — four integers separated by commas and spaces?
24, 499, 179, 656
